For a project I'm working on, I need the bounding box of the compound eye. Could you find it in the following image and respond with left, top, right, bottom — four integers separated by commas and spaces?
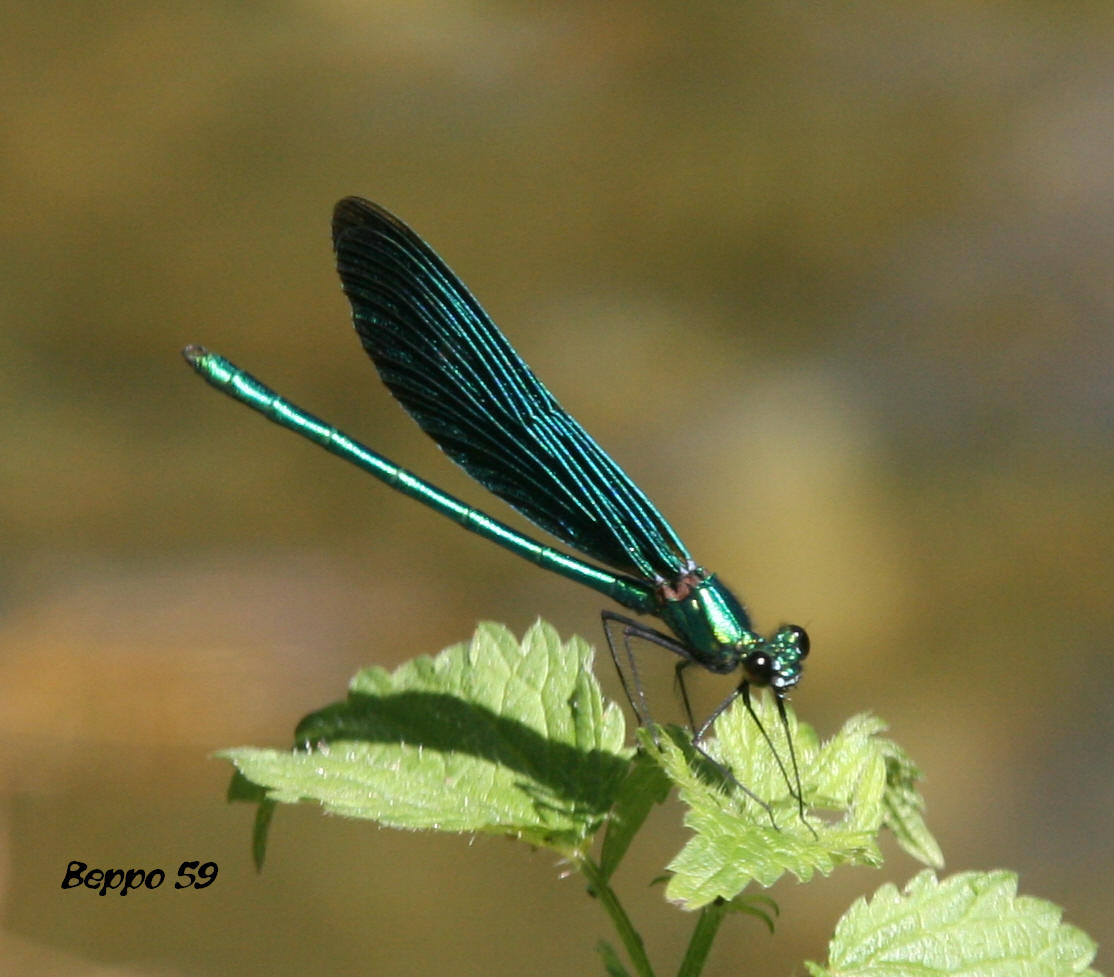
793, 625, 810, 658
784, 624, 810, 658
744, 651, 774, 686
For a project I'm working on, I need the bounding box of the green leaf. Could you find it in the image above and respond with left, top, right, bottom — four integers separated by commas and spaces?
226, 766, 275, 868
879, 738, 944, 868
598, 751, 673, 883
220, 620, 630, 854
805, 870, 1101, 977
596, 940, 634, 977
250, 797, 276, 871
722, 892, 778, 934
226, 768, 267, 803
650, 697, 939, 908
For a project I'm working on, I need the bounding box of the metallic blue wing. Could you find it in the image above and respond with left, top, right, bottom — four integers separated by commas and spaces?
331, 196, 690, 580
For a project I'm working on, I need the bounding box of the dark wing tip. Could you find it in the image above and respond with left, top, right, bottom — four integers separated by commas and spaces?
332, 196, 402, 251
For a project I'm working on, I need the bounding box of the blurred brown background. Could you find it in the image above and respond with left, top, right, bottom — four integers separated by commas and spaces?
2, 3, 1111, 975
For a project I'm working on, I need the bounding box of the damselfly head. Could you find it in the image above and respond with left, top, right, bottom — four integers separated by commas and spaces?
743, 624, 809, 691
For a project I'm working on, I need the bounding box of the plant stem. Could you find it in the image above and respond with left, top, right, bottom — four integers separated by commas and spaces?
580, 856, 656, 977
675, 900, 728, 977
